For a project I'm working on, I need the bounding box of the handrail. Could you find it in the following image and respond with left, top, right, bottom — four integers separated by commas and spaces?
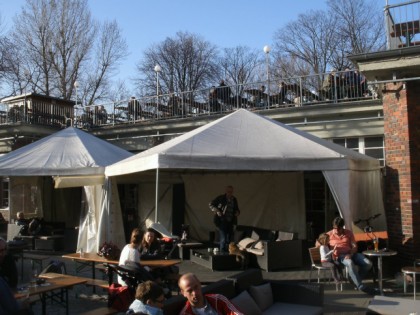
0, 69, 380, 129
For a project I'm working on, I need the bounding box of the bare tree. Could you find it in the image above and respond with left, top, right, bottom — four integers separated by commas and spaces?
327, 0, 385, 61
5, 0, 127, 103
219, 46, 260, 86
273, 10, 338, 76
11, 0, 56, 96
82, 20, 128, 105
135, 31, 219, 96
273, 0, 385, 78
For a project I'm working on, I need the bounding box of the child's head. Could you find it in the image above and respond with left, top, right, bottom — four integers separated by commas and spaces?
318, 233, 330, 245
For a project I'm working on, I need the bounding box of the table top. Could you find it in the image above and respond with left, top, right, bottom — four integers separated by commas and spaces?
177, 241, 203, 247
62, 252, 181, 267
15, 273, 88, 299
368, 295, 420, 315
193, 248, 230, 257
401, 266, 420, 273
363, 250, 397, 257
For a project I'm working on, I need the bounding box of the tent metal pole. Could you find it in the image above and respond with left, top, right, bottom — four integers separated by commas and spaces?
155, 167, 159, 223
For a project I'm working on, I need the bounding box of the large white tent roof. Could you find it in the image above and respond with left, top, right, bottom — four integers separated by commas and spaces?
0, 127, 133, 176
106, 109, 380, 176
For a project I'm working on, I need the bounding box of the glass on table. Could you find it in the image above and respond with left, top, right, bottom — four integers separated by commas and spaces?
29, 268, 38, 287
373, 238, 379, 251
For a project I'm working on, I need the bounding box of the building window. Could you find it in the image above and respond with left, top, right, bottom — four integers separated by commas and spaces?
332, 136, 385, 166
363, 137, 385, 166
0, 178, 9, 209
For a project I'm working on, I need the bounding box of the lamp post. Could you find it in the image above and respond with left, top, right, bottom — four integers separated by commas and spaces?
23, 70, 30, 122
74, 81, 79, 108
154, 64, 161, 119
263, 45, 271, 109
153, 65, 161, 221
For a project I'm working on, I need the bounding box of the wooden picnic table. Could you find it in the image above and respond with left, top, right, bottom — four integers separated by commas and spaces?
15, 273, 88, 315
62, 252, 181, 292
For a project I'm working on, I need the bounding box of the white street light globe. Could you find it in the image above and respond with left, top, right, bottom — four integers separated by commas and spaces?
154, 64, 162, 72
74, 81, 79, 88
263, 45, 271, 54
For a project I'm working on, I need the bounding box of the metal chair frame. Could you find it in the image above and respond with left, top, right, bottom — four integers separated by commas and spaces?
308, 247, 342, 291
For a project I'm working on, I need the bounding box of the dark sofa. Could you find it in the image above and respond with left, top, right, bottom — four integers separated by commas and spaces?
7, 221, 66, 251
163, 269, 323, 315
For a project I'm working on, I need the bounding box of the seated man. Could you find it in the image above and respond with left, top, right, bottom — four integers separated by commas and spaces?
216, 80, 232, 106
255, 85, 268, 108
127, 280, 165, 315
178, 273, 243, 315
326, 217, 374, 294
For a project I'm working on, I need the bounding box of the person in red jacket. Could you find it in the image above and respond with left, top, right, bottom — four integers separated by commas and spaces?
178, 273, 243, 315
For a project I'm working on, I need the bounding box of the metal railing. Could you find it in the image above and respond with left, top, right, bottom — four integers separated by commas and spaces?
0, 101, 73, 127
385, 0, 420, 49
0, 69, 379, 129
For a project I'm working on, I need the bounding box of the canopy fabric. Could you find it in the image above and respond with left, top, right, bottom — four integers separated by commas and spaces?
53, 175, 105, 188
77, 185, 101, 253
97, 177, 125, 250
0, 127, 133, 176
106, 109, 380, 176
323, 170, 386, 232
105, 109, 385, 233
0, 127, 132, 253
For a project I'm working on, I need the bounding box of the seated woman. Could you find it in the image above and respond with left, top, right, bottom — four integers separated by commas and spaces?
139, 228, 164, 260
118, 228, 153, 287
139, 229, 179, 284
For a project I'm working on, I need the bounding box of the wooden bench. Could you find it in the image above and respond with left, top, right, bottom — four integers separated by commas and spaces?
80, 306, 119, 315
84, 278, 110, 290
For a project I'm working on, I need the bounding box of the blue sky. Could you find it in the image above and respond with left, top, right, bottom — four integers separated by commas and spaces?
0, 0, 329, 90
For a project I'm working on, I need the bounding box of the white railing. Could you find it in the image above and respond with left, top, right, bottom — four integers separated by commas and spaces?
0, 69, 379, 129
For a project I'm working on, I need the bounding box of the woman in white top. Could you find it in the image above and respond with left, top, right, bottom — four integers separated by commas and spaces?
118, 228, 142, 286
318, 233, 343, 283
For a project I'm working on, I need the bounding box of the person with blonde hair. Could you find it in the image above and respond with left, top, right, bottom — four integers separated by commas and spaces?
317, 232, 342, 284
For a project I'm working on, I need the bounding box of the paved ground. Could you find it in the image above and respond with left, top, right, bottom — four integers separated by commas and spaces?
15, 251, 416, 315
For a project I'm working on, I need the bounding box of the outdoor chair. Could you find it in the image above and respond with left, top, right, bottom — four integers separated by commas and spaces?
308, 247, 342, 291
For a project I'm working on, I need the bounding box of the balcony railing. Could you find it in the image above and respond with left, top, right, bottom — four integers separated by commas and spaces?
0, 69, 380, 129
385, 0, 420, 49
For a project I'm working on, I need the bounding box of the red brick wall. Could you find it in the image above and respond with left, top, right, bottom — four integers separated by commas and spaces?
383, 81, 420, 263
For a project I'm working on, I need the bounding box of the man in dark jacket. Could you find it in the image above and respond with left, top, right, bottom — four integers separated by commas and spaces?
209, 185, 240, 252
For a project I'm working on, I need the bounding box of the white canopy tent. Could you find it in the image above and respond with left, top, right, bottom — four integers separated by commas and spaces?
106, 109, 386, 239
0, 127, 133, 252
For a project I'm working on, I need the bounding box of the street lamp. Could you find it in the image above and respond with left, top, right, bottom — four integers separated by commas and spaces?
263, 45, 271, 109
153, 64, 162, 221
23, 70, 30, 122
154, 64, 161, 118
74, 81, 79, 107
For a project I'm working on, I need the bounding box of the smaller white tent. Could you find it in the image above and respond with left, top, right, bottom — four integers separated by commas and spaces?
0, 127, 132, 176
106, 109, 386, 238
0, 127, 133, 252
